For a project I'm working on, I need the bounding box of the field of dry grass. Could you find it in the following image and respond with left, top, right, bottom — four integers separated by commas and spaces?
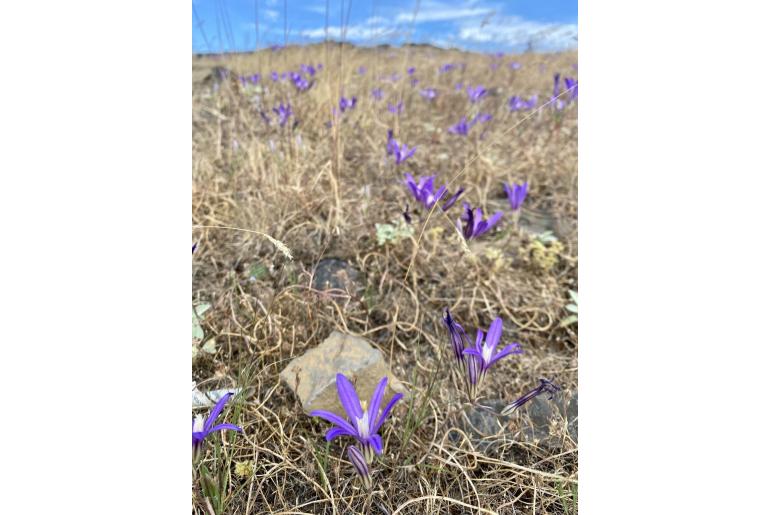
192, 43, 577, 514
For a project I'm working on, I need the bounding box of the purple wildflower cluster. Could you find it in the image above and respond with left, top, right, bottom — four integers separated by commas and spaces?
339, 95, 357, 113
467, 85, 487, 103
551, 73, 578, 109
420, 88, 437, 100
273, 103, 293, 127
509, 94, 539, 111
458, 203, 504, 240
404, 173, 463, 212
239, 73, 261, 86
443, 310, 523, 402
448, 113, 492, 136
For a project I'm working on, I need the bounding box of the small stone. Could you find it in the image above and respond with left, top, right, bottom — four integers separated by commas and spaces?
567, 393, 578, 442
312, 258, 360, 295
279, 331, 407, 416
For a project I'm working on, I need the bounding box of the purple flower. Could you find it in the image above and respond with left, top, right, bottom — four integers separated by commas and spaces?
553, 73, 561, 98
463, 318, 523, 395
471, 113, 492, 125
357, 66, 367, 75
443, 308, 470, 367
339, 96, 357, 112
439, 63, 456, 73
192, 242, 198, 254
407, 66, 416, 75
300, 64, 316, 77
448, 117, 471, 136
372, 88, 383, 100
347, 446, 372, 489
290, 71, 311, 91
410, 78, 419, 87
273, 103, 293, 126
404, 173, 463, 211
454, 82, 464, 91
457, 203, 504, 240
249, 73, 260, 84
564, 77, 578, 100
387, 101, 404, 114
467, 85, 487, 103
510, 62, 522, 70
501, 379, 560, 415
310, 373, 403, 463
386, 130, 416, 165
270, 71, 279, 81
192, 392, 242, 459
509, 94, 538, 111
490, 62, 500, 71
503, 181, 528, 211
420, 88, 437, 100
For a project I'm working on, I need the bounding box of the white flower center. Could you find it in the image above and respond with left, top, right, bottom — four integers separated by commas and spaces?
356, 412, 370, 438
482, 343, 494, 364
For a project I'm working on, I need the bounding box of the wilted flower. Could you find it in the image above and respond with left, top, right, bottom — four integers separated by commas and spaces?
347, 445, 372, 489
467, 85, 487, 103
310, 373, 403, 463
386, 130, 416, 165
503, 181, 528, 211
339, 96, 357, 112
273, 103, 293, 126
404, 173, 463, 211
463, 318, 523, 399
192, 392, 242, 460
443, 308, 470, 367
509, 95, 538, 111
420, 88, 437, 100
501, 379, 560, 415
457, 203, 504, 240
372, 88, 383, 100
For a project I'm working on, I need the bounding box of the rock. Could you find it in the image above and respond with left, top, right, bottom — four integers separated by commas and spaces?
518, 391, 578, 448
519, 207, 569, 239
279, 331, 407, 416
312, 258, 360, 296
452, 399, 512, 453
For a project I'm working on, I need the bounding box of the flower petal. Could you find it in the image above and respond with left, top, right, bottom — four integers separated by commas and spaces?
335, 373, 364, 421
309, 409, 357, 434
325, 426, 354, 441
369, 434, 383, 455
368, 377, 388, 432
204, 392, 234, 431
488, 343, 523, 366
208, 423, 243, 433
373, 393, 403, 432
485, 318, 503, 352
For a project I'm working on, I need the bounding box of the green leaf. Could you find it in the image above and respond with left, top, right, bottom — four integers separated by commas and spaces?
202, 339, 217, 354
568, 290, 578, 304
566, 303, 578, 313
559, 315, 578, 327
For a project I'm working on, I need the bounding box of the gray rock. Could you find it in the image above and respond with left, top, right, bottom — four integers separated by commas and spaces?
312, 258, 360, 296
518, 392, 578, 448
453, 399, 512, 453
567, 393, 578, 442
279, 331, 407, 416
518, 208, 572, 240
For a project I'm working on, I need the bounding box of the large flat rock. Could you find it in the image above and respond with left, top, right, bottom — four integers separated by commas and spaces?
279, 331, 407, 416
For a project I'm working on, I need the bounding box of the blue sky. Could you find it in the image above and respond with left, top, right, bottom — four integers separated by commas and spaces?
192, 0, 577, 54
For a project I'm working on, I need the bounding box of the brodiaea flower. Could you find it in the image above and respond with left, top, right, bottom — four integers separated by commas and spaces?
273, 103, 292, 126
310, 373, 403, 463
503, 181, 528, 211
501, 379, 561, 415
463, 318, 523, 398
387, 101, 404, 114
564, 77, 578, 100
404, 173, 463, 211
448, 117, 470, 136
457, 203, 504, 240
386, 130, 416, 165
372, 88, 383, 100
420, 88, 437, 100
192, 392, 242, 460
467, 85, 487, 103
339, 96, 357, 112
357, 66, 367, 75
509, 94, 538, 111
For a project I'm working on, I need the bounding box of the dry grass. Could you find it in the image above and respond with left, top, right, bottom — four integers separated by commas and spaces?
193, 43, 577, 514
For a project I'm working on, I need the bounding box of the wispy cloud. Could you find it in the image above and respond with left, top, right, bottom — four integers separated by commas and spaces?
458, 15, 576, 50
301, 16, 402, 41
396, 5, 495, 23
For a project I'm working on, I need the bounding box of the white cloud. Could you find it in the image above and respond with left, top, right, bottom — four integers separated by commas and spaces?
301, 16, 401, 41
395, 0, 495, 23
458, 16, 577, 50
263, 9, 279, 21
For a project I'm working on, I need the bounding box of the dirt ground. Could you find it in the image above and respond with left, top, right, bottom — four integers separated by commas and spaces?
192, 43, 577, 514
